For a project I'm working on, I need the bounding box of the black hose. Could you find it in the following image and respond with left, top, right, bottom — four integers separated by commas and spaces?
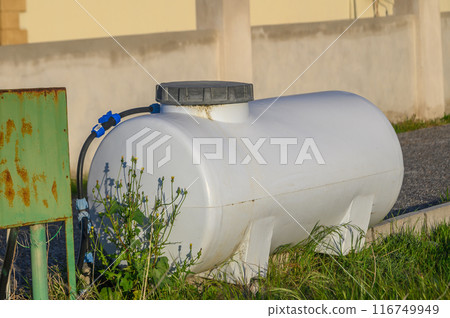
76, 132, 96, 199
0, 228, 19, 299
76, 105, 154, 272
77, 218, 89, 272
119, 107, 154, 119
76, 106, 154, 199
76, 133, 93, 270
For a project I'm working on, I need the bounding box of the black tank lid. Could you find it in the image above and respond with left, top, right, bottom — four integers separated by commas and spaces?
156, 81, 253, 106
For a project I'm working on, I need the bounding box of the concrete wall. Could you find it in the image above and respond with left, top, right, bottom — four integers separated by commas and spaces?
196, 0, 253, 82
0, 9, 448, 174
8, 1, 450, 44
394, 0, 445, 119
442, 12, 450, 114
0, 30, 219, 174
17, 0, 414, 44
252, 15, 418, 120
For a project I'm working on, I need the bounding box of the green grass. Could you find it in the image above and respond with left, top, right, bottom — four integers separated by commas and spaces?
40, 222, 449, 300
59, 116, 450, 300
392, 114, 450, 134
158, 222, 449, 300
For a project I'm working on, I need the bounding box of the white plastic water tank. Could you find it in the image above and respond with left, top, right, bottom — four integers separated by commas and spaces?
87, 81, 403, 282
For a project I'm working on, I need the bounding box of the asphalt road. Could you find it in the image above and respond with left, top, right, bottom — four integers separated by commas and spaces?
387, 124, 450, 218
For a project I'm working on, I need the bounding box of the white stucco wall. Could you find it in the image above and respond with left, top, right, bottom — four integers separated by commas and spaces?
0, 30, 219, 174
1, 11, 448, 174
252, 15, 417, 120
441, 12, 450, 114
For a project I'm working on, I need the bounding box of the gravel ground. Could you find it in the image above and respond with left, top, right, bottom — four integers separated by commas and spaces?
1, 124, 449, 294
387, 124, 450, 217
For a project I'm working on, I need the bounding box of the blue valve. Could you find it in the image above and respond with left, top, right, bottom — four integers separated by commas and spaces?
91, 110, 121, 138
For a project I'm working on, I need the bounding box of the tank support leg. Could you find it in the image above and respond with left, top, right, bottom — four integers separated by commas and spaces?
318, 195, 374, 255
219, 217, 275, 284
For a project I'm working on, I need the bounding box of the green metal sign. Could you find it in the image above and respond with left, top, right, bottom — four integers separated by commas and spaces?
0, 88, 76, 299
0, 88, 72, 225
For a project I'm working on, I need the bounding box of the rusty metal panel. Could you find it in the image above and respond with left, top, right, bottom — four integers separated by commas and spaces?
0, 88, 71, 228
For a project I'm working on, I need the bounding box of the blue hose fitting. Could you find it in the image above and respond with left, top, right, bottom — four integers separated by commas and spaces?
76, 198, 92, 234
91, 110, 121, 138
150, 103, 160, 113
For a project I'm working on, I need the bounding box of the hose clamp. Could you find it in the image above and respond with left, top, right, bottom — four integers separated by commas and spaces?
99, 110, 121, 126
76, 198, 90, 223
91, 123, 105, 138
92, 110, 121, 138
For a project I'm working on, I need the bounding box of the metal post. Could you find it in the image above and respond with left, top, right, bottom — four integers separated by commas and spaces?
30, 224, 48, 300
0, 228, 19, 299
65, 219, 77, 299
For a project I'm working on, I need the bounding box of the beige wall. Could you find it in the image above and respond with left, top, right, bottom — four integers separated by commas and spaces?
18, 0, 450, 44
1, 2, 449, 174
20, 0, 197, 43
0, 0, 27, 45
252, 15, 417, 120
442, 12, 450, 113
442, 0, 450, 11
250, 0, 394, 25
17, 0, 433, 44
0, 30, 219, 174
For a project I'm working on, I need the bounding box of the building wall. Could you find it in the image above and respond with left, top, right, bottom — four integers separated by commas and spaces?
20, 0, 197, 43
0, 0, 27, 45
0, 30, 218, 173
442, 12, 450, 114
16, 0, 408, 44
442, 0, 450, 11
17, 1, 450, 44
0, 8, 448, 174
250, 0, 394, 26
252, 15, 417, 120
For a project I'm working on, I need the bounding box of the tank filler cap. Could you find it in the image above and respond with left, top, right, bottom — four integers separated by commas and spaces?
156, 81, 253, 106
